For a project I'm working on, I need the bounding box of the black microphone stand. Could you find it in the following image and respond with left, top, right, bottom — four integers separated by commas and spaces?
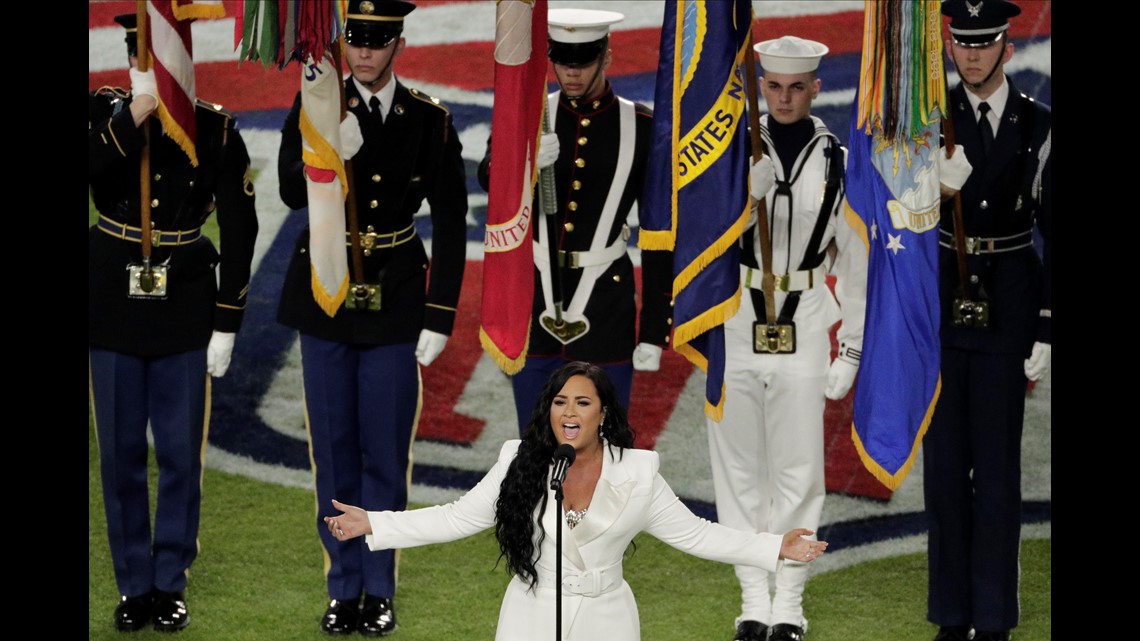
553, 476, 564, 641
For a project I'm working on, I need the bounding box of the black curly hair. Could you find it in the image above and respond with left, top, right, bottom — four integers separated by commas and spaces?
493, 361, 635, 590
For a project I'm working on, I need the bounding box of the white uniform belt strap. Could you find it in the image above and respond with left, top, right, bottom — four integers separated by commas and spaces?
560, 559, 623, 597
740, 264, 826, 293
533, 226, 630, 269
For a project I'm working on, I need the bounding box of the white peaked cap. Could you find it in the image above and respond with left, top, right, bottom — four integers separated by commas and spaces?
753, 36, 828, 74
547, 8, 625, 44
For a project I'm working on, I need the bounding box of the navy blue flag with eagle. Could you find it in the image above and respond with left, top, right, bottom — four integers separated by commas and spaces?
640, 0, 753, 421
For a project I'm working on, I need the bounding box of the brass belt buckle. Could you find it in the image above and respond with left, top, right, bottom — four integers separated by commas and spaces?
151, 228, 164, 247
753, 321, 796, 354
344, 282, 382, 311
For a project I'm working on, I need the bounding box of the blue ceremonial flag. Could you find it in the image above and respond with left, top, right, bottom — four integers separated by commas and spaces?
847, 0, 946, 489
640, 0, 753, 421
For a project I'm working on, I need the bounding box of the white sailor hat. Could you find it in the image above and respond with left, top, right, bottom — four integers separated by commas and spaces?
547, 8, 624, 65
753, 36, 828, 74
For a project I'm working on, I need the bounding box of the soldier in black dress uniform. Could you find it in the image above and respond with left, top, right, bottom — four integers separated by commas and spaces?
478, 8, 673, 436
88, 13, 259, 634
275, 0, 468, 635
925, 3, 1051, 640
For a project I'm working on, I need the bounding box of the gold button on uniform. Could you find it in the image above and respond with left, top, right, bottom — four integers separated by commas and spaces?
154, 174, 162, 181
151, 198, 159, 208
612, 274, 621, 282
568, 201, 578, 211
564, 222, 574, 232
371, 174, 381, 183
581, 118, 591, 127
578, 137, 588, 146
572, 180, 581, 190
575, 158, 585, 168
370, 200, 379, 209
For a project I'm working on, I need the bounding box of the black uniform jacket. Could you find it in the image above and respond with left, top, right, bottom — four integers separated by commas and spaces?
276, 79, 468, 346
478, 84, 673, 363
939, 78, 1051, 354
89, 88, 259, 357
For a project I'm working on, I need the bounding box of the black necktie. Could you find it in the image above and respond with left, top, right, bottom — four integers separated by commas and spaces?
978, 101, 994, 156
369, 96, 383, 126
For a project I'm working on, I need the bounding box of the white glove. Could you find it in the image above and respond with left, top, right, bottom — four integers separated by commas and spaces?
206, 331, 236, 378
416, 329, 449, 367
537, 133, 560, 170
632, 343, 663, 372
339, 112, 364, 160
129, 67, 157, 101
938, 144, 973, 192
1023, 342, 1051, 381
824, 358, 858, 400
749, 155, 776, 200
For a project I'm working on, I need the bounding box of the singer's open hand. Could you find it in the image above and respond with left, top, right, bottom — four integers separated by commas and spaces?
778, 528, 827, 563
324, 499, 372, 541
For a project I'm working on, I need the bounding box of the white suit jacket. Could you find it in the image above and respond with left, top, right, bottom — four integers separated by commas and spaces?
366, 440, 783, 641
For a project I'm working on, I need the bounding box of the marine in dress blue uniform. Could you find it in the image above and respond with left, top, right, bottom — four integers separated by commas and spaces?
924, 3, 1051, 641
88, 13, 258, 634
275, 0, 468, 635
477, 9, 673, 435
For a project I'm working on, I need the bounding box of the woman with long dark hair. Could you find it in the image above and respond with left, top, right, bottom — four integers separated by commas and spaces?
325, 361, 827, 640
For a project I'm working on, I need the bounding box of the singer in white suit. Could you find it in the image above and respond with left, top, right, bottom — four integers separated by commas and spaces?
326, 362, 827, 641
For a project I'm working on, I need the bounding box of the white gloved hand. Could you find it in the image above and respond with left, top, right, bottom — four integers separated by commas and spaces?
537, 133, 560, 170
339, 112, 365, 160
207, 331, 236, 378
938, 144, 973, 192
416, 329, 449, 367
129, 67, 157, 101
1023, 342, 1051, 381
632, 343, 663, 372
750, 155, 776, 200
824, 358, 858, 400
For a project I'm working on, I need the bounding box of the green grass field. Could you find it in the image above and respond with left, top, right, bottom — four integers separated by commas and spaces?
88, 416, 1050, 641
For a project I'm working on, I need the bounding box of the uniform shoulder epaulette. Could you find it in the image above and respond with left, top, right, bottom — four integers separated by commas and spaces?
94, 85, 130, 99
408, 87, 450, 115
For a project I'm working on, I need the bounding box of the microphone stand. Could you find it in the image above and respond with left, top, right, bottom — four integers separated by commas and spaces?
553, 477, 564, 641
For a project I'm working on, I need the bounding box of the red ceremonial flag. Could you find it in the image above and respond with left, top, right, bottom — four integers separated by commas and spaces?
145, 0, 225, 166
480, 0, 548, 374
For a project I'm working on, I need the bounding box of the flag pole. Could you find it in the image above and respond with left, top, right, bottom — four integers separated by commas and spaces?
135, 0, 157, 292
742, 23, 778, 329
538, 106, 566, 328
940, 76, 975, 309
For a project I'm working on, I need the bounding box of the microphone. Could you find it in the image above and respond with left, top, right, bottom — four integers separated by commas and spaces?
550, 443, 577, 491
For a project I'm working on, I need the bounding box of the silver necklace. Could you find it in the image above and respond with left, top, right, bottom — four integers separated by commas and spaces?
565, 507, 588, 530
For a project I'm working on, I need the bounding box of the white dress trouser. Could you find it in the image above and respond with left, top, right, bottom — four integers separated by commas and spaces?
706, 309, 829, 628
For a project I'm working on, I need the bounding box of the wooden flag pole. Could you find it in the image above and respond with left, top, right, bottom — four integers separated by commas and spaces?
135, 0, 157, 291
742, 25, 778, 326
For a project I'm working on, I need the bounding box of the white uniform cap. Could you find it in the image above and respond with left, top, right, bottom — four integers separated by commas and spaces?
547, 8, 624, 44
753, 36, 828, 74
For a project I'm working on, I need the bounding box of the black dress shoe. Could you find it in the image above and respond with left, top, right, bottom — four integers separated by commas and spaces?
768, 623, 806, 641
973, 631, 1010, 641
733, 620, 769, 641
320, 598, 361, 636
114, 592, 154, 632
358, 595, 398, 637
152, 591, 190, 632
933, 625, 974, 641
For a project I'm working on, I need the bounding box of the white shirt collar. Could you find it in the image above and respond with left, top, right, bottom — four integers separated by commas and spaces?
964, 75, 1009, 134
351, 74, 399, 123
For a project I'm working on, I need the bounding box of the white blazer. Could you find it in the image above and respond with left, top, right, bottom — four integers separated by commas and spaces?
366, 440, 784, 641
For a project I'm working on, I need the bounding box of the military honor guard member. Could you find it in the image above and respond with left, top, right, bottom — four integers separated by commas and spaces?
924, 2, 1051, 641
706, 37, 867, 641
89, 12, 259, 634
477, 8, 674, 436
276, 0, 469, 635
